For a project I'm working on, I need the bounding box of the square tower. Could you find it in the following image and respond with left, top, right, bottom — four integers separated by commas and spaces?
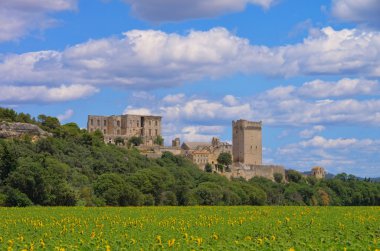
232, 120, 262, 165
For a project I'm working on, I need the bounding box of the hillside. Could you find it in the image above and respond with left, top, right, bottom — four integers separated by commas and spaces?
0, 107, 379, 207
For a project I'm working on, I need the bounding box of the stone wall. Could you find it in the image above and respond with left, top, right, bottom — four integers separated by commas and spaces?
222, 163, 285, 181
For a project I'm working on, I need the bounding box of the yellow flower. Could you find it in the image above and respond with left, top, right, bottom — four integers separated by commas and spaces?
271, 235, 276, 241
106, 245, 111, 251
212, 233, 218, 240
196, 237, 203, 246
39, 239, 45, 249
156, 235, 162, 245
168, 239, 175, 248
289, 248, 295, 251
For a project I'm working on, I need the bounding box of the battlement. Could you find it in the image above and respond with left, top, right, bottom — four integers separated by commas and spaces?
233, 120, 262, 130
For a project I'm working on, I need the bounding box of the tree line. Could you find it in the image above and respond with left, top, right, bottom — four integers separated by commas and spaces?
0, 107, 379, 207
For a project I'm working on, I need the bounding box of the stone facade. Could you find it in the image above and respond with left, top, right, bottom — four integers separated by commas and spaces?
232, 120, 262, 165
311, 166, 326, 179
87, 114, 161, 145
181, 137, 232, 170
188, 150, 209, 167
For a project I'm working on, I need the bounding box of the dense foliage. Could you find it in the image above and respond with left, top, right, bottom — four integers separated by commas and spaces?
0, 207, 379, 250
0, 107, 379, 207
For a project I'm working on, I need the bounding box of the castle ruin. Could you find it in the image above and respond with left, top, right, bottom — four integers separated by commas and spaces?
87, 114, 162, 146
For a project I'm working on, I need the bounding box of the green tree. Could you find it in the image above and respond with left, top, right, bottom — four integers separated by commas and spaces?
217, 152, 232, 172
154, 135, 164, 146
114, 137, 125, 146
0, 142, 18, 182
274, 173, 283, 183
128, 136, 143, 147
204, 163, 213, 173
37, 114, 60, 131
286, 170, 303, 183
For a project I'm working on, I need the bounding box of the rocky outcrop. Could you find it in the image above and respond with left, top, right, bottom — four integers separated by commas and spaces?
0, 122, 52, 139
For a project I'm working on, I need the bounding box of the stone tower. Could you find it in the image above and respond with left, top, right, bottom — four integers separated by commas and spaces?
311, 166, 326, 179
232, 120, 262, 165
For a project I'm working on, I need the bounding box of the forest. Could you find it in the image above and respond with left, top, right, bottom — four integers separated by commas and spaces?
0, 107, 379, 207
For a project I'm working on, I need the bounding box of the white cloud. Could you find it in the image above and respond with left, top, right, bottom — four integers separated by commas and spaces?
1, 27, 380, 95
275, 136, 380, 176
299, 125, 325, 139
298, 78, 380, 98
123, 106, 152, 115
162, 93, 185, 104
180, 125, 225, 142
0, 0, 77, 42
124, 0, 275, 22
252, 78, 380, 126
0, 84, 98, 103
332, 0, 380, 27
223, 95, 239, 106
161, 97, 251, 122
57, 109, 74, 122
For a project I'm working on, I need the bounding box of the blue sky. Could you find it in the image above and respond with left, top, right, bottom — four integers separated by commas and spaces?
1, 0, 380, 177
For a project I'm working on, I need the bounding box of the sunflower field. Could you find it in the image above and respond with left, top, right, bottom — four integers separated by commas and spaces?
0, 206, 379, 250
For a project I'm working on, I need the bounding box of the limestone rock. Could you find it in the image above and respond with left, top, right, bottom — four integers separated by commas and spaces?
0, 122, 52, 139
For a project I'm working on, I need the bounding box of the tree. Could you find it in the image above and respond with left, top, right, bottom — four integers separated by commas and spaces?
0, 142, 18, 182
114, 137, 125, 146
204, 163, 213, 173
154, 135, 164, 146
217, 152, 232, 166
286, 170, 303, 183
217, 152, 232, 172
274, 173, 283, 183
37, 114, 60, 131
128, 136, 143, 147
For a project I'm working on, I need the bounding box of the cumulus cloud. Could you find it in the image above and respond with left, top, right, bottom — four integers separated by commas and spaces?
252, 78, 380, 126
123, 106, 152, 115
180, 125, 225, 142
0, 0, 77, 42
299, 125, 325, 139
331, 0, 380, 27
275, 136, 380, 176
298, 78, 380, 98
0, 84, 99, 103
162, 93, 185, 104
2, 26, 380, 96
57, 109, 74, 122
124, 0, 275, 22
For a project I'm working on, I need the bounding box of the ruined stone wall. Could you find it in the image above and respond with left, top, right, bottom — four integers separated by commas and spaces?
223, 164, 285, 181
88, 114, 162, 145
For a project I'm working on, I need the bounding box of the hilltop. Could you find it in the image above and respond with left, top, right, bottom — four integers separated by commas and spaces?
0, 107, 379, 206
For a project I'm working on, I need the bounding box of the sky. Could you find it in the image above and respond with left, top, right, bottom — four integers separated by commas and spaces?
0, 0, 380, 177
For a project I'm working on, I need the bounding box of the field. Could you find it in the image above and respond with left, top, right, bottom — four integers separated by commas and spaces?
0, 207, 379, 250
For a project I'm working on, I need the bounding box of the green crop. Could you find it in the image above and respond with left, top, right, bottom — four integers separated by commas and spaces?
0, 207, 379, 250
